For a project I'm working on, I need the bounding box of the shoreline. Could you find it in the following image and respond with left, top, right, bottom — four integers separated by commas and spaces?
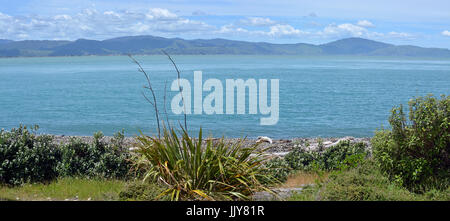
2, 54, 449, 60
50, 134, 372, 154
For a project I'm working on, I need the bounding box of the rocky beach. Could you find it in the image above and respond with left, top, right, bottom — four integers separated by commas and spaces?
52, 134, 372, 156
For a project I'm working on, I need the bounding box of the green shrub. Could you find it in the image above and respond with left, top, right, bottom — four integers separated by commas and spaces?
288, 184, 320, 201
290, 159, 450, 201
421, 187, 450, 201
319, 160, 417, 201
135, 128, 275, 201
262, 157, 291, 183
119, 181, 169, 201
57, 131, 131, 179
283, 140, 368, 171
320, 141, 368, 170
372, 94, 450, 192
0, 125, 60, 185
284, 148, 319, 171
0, 125, 132, 186
263, 141, 368, 183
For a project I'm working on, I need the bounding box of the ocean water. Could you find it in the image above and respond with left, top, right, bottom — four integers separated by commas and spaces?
0, 55, 449, 138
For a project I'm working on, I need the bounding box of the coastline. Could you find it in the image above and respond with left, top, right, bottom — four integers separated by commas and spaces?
2, 54, 450, 60
51, 134, 372, 155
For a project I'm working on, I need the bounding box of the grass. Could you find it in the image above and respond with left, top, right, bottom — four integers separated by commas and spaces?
288, 159, 450, 201
281, 171, 328, 188
118, 181, 170, 201
0, 177, 127, 201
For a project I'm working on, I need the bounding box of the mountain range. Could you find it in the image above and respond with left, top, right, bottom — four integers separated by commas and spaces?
1, 36, 450, 58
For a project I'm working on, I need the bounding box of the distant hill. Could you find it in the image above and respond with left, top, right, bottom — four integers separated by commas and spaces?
0, 39, 13, 44
320, 38, 393, 55
1, 36, 450, 58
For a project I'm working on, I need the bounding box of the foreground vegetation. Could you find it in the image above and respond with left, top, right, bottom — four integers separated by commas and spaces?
372, 95, 449, 193
0, 126, 275, 201
0, 126, 131, 186
0, 177, 126, 201
135, 128, 273, 200
288, 94, 449, 201
263, 139, 369, 183
289, 160, 449, 201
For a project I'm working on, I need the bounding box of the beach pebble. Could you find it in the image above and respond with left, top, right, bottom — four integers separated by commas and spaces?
49, 134, 371, 157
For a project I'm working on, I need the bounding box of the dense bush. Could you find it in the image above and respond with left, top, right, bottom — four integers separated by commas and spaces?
262, 158, 291, 183
284, 148, 319, 171
372, 95, 449, 192
264, 140, 369, 182
286, 140, 368, 171
319, 141, 368, 170
57, 131, 131, 179
0, 125, 60, 185
0, 125, 132, 186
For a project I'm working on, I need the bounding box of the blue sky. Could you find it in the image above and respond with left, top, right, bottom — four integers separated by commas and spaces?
1, 0, 450, 48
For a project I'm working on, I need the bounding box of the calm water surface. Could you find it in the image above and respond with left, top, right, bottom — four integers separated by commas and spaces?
1, 55, 449, 138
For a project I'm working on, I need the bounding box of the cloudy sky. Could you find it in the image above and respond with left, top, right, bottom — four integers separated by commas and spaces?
1, 0, 450, 48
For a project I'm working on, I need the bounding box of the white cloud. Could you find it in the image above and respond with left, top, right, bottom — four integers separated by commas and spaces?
0, 8, 215, 40
130, 22, 150, 33
216, 23, 309, 38
208, 19, 415, 42
357, 20, 375, 28
267, 24, 306, 37
80, 8, 97, 16
79, 24, 93, 31
239, 17, 276, 26
321, 23, 367, 37
442, 30, 450, 36
145, 8, 178, 20
54, 14, 72, 20
0, 12, 12, 20
103, 11, 121, 18
155, 19, 213, 33
314, 22, 414, 41
387, 31, 413, 38
216, 24, 250, 35
0, 9, 422, 44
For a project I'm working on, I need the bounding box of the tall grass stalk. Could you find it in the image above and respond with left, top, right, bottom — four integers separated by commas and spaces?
128, 54, 161, 138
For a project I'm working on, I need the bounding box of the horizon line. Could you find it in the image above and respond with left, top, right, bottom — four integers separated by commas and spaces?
2, 35, 450, 50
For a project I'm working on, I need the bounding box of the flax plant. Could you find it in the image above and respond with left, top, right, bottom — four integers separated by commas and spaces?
135, 127, 274, 201
130, 52, 276, 201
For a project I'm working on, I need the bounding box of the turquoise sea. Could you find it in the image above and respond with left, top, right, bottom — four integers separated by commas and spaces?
1, 55, 449, 138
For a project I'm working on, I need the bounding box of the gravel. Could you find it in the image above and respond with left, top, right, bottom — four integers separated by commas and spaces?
50, 134, 371, 156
